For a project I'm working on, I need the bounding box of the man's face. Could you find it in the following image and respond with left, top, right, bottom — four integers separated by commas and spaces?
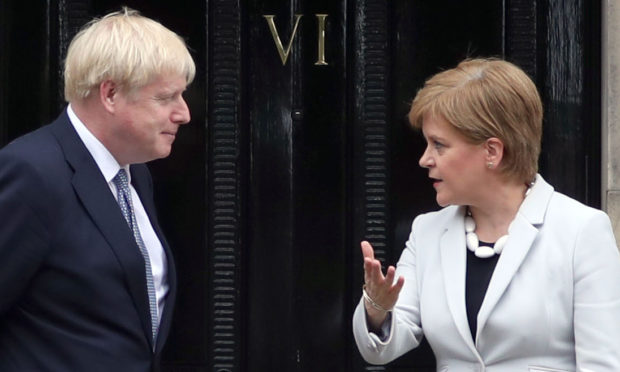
110, 74, 190, 164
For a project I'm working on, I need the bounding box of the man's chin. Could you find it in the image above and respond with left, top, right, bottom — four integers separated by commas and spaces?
136, 149, 172, 164
154, 146, 173, 160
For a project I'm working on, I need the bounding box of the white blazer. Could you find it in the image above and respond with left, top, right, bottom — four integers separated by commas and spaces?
353, 175, 620, 371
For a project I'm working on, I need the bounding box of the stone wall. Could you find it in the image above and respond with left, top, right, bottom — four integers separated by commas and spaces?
602, 0, 620, 248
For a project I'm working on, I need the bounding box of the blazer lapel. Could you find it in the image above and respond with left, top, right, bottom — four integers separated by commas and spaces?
475, 213, 538, 340
50, 113, 155, 350
440, 206, 480, 357
476, 174, 553, 339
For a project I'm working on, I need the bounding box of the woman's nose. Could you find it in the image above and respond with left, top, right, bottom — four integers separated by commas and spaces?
419, 147, 432, 168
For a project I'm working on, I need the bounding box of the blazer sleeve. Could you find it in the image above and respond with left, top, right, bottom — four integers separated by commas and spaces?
573, 210, 620, 370
352, 217, 424, 365
0, 151, 52, 315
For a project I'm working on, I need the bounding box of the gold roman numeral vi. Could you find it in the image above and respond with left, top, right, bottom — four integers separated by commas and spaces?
264, 14, 329, 66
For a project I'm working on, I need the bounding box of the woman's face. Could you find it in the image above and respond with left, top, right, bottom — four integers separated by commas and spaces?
418, 114, 487, 207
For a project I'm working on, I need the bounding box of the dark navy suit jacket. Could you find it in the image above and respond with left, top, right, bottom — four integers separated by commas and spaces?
0, 110, 177, 371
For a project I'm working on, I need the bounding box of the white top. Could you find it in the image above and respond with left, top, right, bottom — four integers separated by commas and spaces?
67, 104, 168, 324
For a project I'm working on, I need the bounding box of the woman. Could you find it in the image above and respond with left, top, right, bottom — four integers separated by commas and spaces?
353, 58, 620, 371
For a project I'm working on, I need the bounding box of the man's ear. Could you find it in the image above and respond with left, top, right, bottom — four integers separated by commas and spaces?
99, 80, 118, 113
484, 137, 504, 169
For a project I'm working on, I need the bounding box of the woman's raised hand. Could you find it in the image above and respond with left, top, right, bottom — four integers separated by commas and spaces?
361, 241, 405, 330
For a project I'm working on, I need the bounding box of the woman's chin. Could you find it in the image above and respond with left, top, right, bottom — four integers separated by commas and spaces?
436, 197, 450, 207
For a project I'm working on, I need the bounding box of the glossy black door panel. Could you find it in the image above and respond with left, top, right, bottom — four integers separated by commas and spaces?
0, 1, 601, 371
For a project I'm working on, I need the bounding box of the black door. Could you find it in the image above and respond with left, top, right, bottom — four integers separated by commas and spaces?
0, 0, 600, 370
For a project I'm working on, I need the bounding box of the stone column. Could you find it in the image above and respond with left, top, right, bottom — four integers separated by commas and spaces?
602, 0, 620, 248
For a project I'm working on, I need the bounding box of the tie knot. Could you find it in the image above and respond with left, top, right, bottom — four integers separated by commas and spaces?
113, 169, 130, 191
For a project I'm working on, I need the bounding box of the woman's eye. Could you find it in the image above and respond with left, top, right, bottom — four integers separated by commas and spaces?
433, 141, 444, 150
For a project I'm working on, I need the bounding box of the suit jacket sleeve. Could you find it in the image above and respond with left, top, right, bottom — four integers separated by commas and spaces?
352, 217, 424, 365
0, 150, 53, 315
573, 210, 620, 370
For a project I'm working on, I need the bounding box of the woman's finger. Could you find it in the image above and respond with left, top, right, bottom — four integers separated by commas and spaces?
360, 241, 375, 261
363, 258, 386, 293
391, 275, 405, 295
363, 258, 381, 284
369, 259, 385, 285
363, 257, 373, 283
384, 265, 396, 285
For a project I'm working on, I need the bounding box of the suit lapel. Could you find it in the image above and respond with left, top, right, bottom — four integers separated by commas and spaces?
50, 113, 155, 350
439, 206, 480, 357
476, 174, 553, 339
475, 213, 538, 339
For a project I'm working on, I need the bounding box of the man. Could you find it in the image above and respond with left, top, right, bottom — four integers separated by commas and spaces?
0, 8, 194, 371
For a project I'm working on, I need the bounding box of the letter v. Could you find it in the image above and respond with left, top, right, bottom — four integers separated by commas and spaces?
264, 14, 303, 66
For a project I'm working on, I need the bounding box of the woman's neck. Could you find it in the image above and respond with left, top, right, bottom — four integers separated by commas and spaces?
467, 180, 529, 242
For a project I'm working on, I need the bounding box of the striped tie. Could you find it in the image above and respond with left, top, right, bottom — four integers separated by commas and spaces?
113, 169, 159, 344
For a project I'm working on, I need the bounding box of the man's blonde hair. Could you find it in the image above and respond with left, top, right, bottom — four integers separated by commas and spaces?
409, 58, 543, 183
64, 7, 195, 101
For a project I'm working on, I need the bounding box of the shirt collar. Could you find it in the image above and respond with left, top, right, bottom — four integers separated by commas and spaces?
67, 104, 131, 184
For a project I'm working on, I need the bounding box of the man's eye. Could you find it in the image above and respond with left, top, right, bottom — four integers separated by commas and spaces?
156, 95, 174, 102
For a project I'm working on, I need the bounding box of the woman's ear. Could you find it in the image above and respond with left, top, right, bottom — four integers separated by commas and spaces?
484, 137, 504, 169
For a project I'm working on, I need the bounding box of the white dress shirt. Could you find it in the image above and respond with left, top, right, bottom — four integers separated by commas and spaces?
67, 104, 168, 324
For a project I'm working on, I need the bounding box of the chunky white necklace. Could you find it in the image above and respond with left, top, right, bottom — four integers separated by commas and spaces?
464, 180, 535, 258
464, 210, 508, 259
